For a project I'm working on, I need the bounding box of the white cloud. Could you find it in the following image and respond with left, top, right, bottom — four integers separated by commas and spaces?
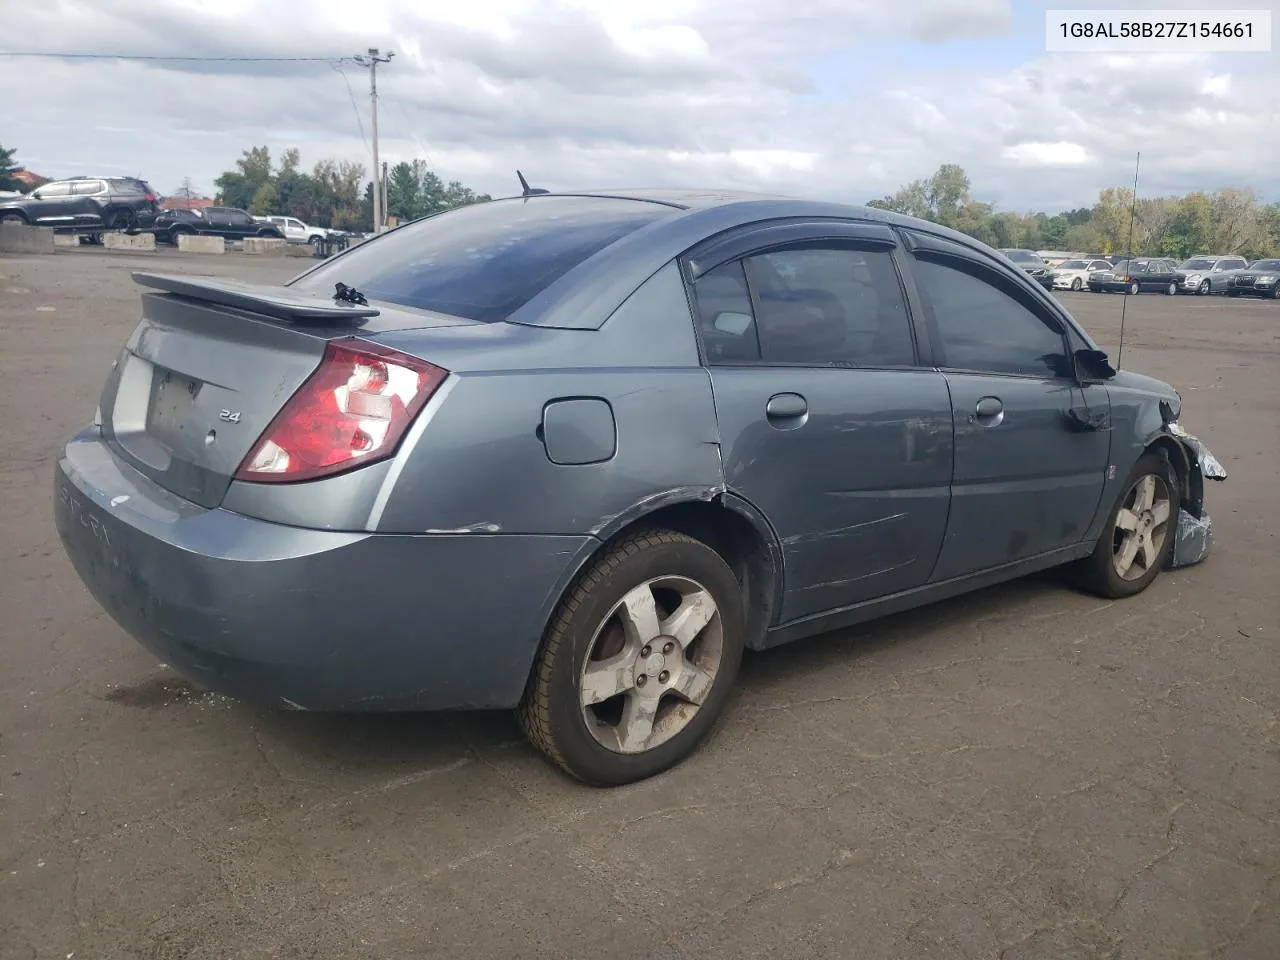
2, 0, 1278, 211
1002, 142, 1093, 168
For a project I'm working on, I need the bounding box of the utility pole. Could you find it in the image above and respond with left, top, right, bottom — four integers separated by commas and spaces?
352, 47, 394, 234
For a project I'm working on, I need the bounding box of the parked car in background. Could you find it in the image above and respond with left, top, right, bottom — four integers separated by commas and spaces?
1174, 255, 1249, 295
154, 206, 283, 244
1052, 258, 1113, 291
1226, 259, 1280, 299
1088, 258, 1180, 295
152, 208, 207, 244
255, 215, 333, 246
998, 248, 1055, 289
53, 188, 1226, 787
0, 176, 160, 231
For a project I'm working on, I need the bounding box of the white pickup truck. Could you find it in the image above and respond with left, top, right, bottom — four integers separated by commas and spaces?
254, 215, 332, 246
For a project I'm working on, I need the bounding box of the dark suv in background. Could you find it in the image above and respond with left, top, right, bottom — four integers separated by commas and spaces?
998, 248, 1055, 290
0, 176, 161, 232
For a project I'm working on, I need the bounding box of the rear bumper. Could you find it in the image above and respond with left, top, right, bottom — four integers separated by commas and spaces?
54, 431, 593, 712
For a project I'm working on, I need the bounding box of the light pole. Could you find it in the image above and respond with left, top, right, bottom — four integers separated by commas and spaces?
353, 48, 394, 233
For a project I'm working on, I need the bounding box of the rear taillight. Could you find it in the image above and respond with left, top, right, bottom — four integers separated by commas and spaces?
235, 339, 448, 484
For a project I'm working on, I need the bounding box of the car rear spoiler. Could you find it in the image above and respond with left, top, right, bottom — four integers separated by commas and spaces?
132, 273, 380, 324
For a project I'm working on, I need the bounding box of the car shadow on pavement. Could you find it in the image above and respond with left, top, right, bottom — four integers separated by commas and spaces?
171, 568, 1072, 780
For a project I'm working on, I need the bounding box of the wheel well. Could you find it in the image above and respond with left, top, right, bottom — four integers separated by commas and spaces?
597, 500, 780, 650
1145, 435, 1192, 510
1, 211, 29, 223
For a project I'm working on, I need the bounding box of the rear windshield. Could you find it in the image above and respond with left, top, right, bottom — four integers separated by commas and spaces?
292, 196, 672, 323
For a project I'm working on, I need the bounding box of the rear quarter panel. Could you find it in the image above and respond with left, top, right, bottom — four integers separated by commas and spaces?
367, 260, 726, 536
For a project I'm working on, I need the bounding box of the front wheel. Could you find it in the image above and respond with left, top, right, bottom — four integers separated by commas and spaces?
518, 529, 746, 787
1, 212, 27, 224
1071, 277, 1082, 291
1198, 280, 1210, 295
1077, 453, 1179, 599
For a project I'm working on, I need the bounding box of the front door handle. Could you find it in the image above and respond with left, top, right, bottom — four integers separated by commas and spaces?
973, 396, 1004, 426
765, 392, 808, 425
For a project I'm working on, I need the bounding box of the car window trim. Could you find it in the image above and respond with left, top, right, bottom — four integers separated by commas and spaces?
685, 232, 927, 371
902, 245, 1078, 383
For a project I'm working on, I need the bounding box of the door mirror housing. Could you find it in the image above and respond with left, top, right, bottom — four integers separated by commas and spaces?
31, 190, 43, 200
1075, 348, 1116, 381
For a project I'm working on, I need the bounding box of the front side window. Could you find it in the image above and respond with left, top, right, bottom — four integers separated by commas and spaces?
911, 256, 1069, 378
37, 182, 72, 198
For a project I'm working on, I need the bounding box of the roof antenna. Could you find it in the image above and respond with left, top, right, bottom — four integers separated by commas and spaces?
517, 170, 549, 197
1116, 150, 1141, 370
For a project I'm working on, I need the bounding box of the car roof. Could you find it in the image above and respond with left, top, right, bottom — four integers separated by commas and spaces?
446, 188, 1077, 335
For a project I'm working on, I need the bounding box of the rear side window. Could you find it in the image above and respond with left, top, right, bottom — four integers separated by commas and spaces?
292, 196, 671, 323
690, 244, 916, 367
746, 247, 914, 366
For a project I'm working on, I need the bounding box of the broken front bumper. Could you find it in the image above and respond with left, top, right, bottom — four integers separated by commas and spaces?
1164, 425, 1227, 570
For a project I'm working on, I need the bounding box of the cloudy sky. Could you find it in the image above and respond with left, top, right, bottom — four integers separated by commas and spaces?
4, 0, 1278, 212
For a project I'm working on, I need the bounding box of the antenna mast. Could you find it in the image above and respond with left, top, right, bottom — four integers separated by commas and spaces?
1116, 151, 1141, 370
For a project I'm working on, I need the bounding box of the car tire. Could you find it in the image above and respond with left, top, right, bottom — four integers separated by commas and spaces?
1077, 452, 1180, 600
1166, 282, 1178, 296
1271, 285, 1280, 300
168, 226, 193, 245
1, 212, 28, 224
1128, 281, 1140, 296
1071, 278, 1082, 291
518, 529, 746, 787
1198, 280, 1211, 295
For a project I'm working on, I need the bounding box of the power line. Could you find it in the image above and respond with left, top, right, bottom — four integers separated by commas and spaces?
330, 62, 370, 157
0, 51, 347, 63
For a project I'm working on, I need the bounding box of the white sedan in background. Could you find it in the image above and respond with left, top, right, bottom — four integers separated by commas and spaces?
1052, 258, 1113, 291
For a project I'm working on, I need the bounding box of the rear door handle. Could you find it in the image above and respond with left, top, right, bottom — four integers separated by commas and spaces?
765, 392, 808, 423
973, 396, 1004, 426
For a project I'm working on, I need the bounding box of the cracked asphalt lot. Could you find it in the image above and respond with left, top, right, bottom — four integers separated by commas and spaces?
2, 249, 1277, 959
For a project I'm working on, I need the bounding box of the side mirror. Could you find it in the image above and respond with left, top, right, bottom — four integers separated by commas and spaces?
31, 191, 43, 200
1075, 348, 1116, 380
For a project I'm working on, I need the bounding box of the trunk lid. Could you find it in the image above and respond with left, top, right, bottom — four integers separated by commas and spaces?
100, 273, 481, 508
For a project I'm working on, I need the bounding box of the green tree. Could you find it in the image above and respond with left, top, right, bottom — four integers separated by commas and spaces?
0, 143, 20, 191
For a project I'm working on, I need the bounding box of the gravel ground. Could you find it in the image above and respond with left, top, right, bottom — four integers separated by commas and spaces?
2, 248, 1277, 960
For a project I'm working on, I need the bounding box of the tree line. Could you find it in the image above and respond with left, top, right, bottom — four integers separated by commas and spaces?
213, 147, 491, 232
867, 163, 1280, 260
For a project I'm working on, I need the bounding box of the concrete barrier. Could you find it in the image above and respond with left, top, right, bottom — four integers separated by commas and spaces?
177, 234, 225, 255
0, 223, 56, 254
54, 233, 80, 248
286, 244, 315, 258
104, 232, 157, 252
243, 237, 288, 256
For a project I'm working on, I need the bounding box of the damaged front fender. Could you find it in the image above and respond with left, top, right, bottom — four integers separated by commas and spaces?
1162, 422, 1227, 570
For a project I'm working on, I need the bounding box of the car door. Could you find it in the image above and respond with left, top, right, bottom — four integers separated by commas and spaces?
1150, 259, 1177, 290
68, 180, 106, 225
902, 231, 1111, 581
27, 181, 76, 224
222, 209, 256, 237
685, 221, 954, 623
284, 218, 306, 242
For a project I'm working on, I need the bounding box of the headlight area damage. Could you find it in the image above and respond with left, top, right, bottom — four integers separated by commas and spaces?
1162, 421, 1228, 570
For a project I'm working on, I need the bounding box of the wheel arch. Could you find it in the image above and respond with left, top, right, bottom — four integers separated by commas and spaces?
542, 492, 785, 659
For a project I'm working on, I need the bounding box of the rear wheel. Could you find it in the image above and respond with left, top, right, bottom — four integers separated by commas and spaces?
1078, 453, 1178, 599
1166, 282, 1178, 296
518, 529, 745, 787
1128, 281, 1140, 296
168, 225, 193, 245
